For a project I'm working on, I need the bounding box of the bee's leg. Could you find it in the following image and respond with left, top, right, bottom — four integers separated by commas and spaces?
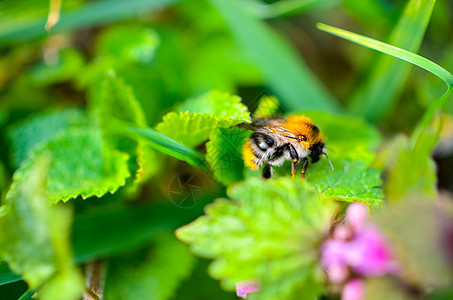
301, 157, 309, 179
288, 144, 299, 179
291, 161, 298, 178
262, 163, 273, 179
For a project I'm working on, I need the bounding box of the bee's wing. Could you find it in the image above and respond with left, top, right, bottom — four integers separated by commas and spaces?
236, 118, 285, 131
237, 118, 299, 139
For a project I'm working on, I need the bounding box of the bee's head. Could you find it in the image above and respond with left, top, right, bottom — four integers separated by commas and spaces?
284, 115, 334, 171
309, 142, 325, 163
284, 115, 324, 149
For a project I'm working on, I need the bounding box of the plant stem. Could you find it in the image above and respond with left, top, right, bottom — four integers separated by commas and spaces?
83, 260, 106, 300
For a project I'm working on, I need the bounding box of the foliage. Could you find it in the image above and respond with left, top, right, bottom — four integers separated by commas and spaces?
1, 0, 453, 299
0, 157, 84, 300
177, 177, 332, 299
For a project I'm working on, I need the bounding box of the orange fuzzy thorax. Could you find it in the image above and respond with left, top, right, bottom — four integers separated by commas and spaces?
284, 115, 323, 146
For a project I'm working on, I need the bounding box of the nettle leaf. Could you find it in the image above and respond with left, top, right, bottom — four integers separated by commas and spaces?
105, 232, 195, 300
308, 159, 383, 208
0, 158, 84, 300
206, 127, 250, 185
10, 128, 130, 202
92, 71, 154, 184
176, 90, 251, 127
7, 108, 89, 168
156, 112, 217, 148
93, 71, 147, 129
177, 177, 334, 299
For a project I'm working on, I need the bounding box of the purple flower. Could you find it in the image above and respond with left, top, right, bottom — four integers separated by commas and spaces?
342, 279, 364, 300
347, 225, 400, 276
236, 281, 260, 299
320, 203, 399, 300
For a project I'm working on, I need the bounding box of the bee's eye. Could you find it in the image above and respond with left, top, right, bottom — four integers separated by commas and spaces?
299, 135, 307, 141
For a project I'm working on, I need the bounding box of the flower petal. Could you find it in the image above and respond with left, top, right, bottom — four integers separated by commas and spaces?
347, 226, 399, 276
346, 203, 368, 229
236, 281, 260, 299
342, 279, 364, 300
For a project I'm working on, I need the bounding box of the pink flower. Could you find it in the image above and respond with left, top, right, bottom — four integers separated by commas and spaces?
346, 202, 368, 229
236, 281, 260, 299
320, 203, 399, 300
347, 225, 400, 276
342, 279, 364, 300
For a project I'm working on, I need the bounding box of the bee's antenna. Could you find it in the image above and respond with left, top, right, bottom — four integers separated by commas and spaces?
323, 153, 334, 172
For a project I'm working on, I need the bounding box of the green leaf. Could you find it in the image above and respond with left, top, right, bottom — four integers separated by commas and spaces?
206, 127, 250, 185
345, 0, 437, 121
156, 112, 217, 148
2, 201, 207, 286
253, 95, 282, 119
208, 0, 340, 112
308, 159, 383, 208
105, 232, 195, 300
177, 177, 334, 299
7, 108, 90, 169
92, 71, 147, 134
176, 90, 251, 127
157, 91, 252, 149
10, 128, 130, 202
317, 23, 453, 88
0, 157, 84, 299
91, 71, 150, 183
97, 25, 160, 64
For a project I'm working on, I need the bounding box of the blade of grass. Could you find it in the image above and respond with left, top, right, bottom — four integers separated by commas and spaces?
107, 120, 208, 171
0, 0, 179, 45
209, 0, 340, 113
0, 262, 21, 285
317, 23, 453, 146
317, 23, 453, 87
346, 0, 436, 122
18, 289, 35, 300
410, 86, 453, 147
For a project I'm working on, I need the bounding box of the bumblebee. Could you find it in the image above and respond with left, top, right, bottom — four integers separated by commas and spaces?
240, 115, 334, 179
